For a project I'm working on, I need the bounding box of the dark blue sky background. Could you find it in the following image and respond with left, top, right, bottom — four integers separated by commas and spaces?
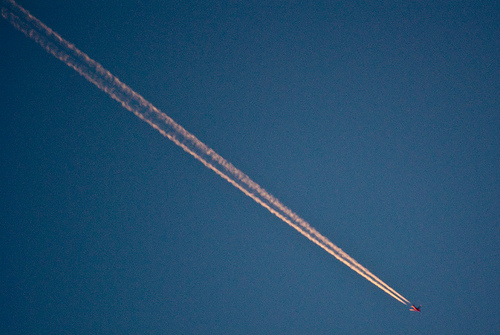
1, 1, 499, 333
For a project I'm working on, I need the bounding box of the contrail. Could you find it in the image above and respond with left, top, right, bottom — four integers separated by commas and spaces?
1, 0, 409, 305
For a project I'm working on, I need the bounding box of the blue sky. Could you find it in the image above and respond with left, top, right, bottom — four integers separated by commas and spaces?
1, 1, 499, 333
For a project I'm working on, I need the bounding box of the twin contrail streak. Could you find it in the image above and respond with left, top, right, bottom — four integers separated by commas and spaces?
2, 0, 409, 305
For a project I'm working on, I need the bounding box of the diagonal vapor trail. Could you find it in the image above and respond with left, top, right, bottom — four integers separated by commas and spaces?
1, 0, 410, 305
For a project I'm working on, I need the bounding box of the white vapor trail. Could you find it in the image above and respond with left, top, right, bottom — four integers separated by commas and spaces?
1, 0, 409, 305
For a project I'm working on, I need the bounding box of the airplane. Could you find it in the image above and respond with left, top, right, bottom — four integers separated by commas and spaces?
409, 305, 421, 312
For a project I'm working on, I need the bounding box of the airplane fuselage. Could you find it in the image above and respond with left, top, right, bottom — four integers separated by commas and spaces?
410, 305, 421, 312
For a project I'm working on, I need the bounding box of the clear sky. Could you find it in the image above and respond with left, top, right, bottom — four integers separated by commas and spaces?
1, 1, 499, 333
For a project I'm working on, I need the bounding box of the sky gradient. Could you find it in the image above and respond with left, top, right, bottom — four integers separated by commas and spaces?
2, 1, 499, 333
